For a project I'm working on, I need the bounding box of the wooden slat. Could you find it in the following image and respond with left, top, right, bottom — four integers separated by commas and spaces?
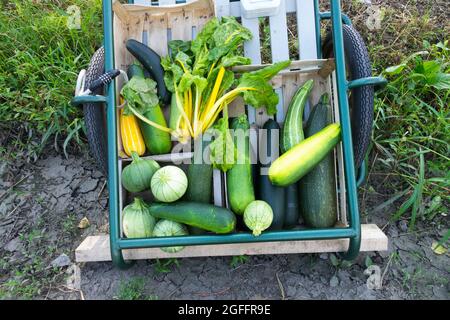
76, 224, 388, 262
296, 0, 318, 60
240, 16, 261, 125
269, 0, 289, 123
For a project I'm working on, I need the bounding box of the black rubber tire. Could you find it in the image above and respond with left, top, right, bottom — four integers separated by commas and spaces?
322, 25, 374, 169
83, 47, 108, 175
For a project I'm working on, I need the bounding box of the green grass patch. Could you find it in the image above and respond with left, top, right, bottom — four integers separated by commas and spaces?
0, 0, 102, 159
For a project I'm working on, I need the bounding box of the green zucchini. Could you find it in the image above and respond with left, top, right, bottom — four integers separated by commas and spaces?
185, 136, 213, 234
127, 64, 172, 155
259, 119, 285, 230
127, 63, 145, 79
284, 183, 299, 228
226, 115, 255, 215
140, 107, 172, 155
281, 79, 314, 153
300, 94, 338, 228
269, 123, 341, 187
126, 39, 170, 104
149, 202, 236, 234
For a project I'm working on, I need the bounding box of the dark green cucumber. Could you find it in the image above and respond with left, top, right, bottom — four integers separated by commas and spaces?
185, 137, 213, 235
185, 138, 213, 204
259, 119, 285, 230
226, 115, 255, 215
127, 64, 172, 155
127, 63, 145, 79
284, 183, 299, 228
140, 107, 172, 155
281, 79, 314, 153
126, 39, 170, 104
299, 94, 337, 228
149, 202, 236, 234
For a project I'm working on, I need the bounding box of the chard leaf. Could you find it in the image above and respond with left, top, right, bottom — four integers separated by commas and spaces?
237, 74, 278, 115
221, 55, 252, 68
191, 18, 219, 56
236, 60, 291, 115
174, 51, 193, 72
249, 60, 291, 80
161, 55, 184, 93
178, 73, 208, 94
168, 40, 192, 60
208, 106, 236, 172
120, 77, 160, 115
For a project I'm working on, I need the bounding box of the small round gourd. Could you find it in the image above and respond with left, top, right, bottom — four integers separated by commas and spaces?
152, 220, 188, 253
122, 197, 156, 238
244, 200, 274, 236
122, 152, 160, 193
151, 166, 188, 203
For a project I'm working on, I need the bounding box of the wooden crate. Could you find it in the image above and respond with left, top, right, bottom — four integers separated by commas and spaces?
75, 0, 387, 262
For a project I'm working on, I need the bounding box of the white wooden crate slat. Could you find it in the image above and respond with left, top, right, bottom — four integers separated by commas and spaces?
240, 16, 261, 125
268, 0, 289, 123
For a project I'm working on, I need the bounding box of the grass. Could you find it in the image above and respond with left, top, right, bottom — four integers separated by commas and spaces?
0, 0, 102, 160
115, 277, 158, 300
153, 258, 180, 274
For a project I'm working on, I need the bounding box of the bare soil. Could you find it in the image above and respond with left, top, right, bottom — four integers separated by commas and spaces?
0, 151, 448, 300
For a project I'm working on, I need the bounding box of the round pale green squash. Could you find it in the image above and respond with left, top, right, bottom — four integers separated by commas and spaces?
122, 152, 160, 193
244, 200, 274, 236
152, 220, 188, 253
122, 197, 156, 238
151, 166, 188, 203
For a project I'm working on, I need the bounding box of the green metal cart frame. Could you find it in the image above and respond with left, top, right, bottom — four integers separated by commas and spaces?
74, 0, 387, 269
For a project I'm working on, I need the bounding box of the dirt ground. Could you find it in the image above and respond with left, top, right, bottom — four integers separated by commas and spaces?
0, 151, 448, 300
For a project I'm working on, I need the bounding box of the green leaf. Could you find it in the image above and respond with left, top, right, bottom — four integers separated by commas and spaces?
384, 64, 406, 75
221, 55, 252, 68
208, 106, 236, 172
178, 73, 207, 94
191, 18, 219, 56
249, 60, 291, 80
432, 73, 450, 90
168, 40, 192, 60
431, 241, 447, 255
120, 77, 160, 115
238, 73, 279, 115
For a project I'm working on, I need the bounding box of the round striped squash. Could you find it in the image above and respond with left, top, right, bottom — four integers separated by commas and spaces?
152, 220, 188, 253
243, 200, 273, 236
151, 166, 188, 203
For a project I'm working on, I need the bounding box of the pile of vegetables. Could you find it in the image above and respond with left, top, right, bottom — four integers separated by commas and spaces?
118, 16, 346, 254
123, 17, 290, 144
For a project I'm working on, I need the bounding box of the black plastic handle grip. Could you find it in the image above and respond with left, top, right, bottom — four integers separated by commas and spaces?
88, 69, 121, 92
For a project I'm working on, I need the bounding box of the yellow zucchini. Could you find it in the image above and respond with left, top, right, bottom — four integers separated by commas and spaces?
120, 106, 146, 157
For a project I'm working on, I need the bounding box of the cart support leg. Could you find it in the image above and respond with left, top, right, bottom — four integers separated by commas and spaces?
104, 0, 134, 269
330, 0, 361, 260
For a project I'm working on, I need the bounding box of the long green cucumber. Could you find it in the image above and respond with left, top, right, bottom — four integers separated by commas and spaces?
300, 94, 338, 228
226, 115, 255, 215
127, 64, 172, 155
269, 123, 341, 187
258, 119, 285, 230
281, 79, 314, 153
140, 107, 172, 155
284, 183, 299, 228
149, 202, 236, 234
185, 137, 213, 234
126, 39, 170, 104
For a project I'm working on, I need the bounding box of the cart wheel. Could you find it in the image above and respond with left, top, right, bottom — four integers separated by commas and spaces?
322, 25, 374, 170
83, 47, 108, 175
